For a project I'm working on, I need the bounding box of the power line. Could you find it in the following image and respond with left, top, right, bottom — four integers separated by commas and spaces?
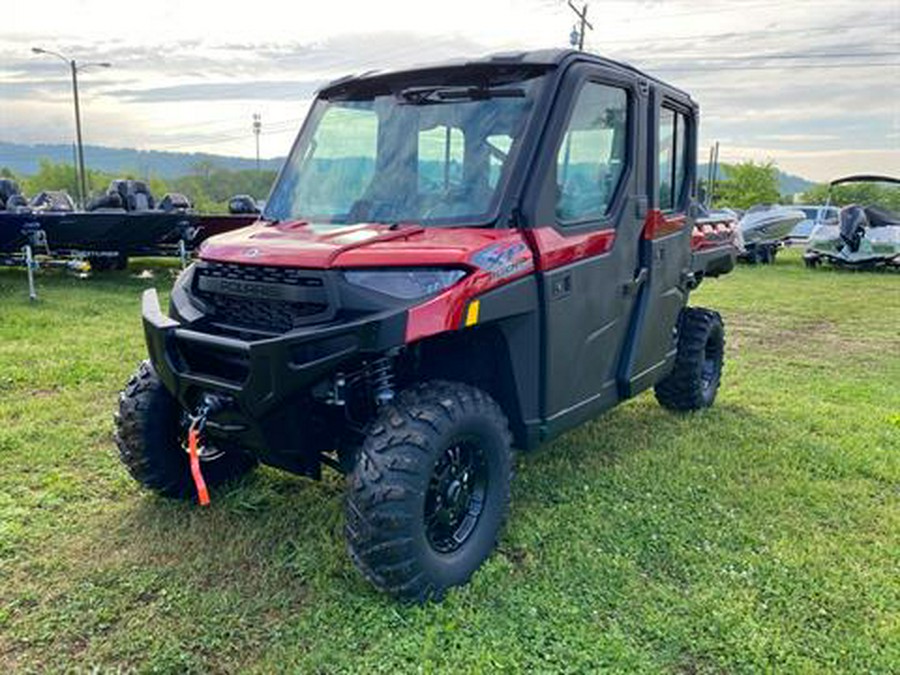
652, 61, 900, 72
602, 0, 872, 22
598, 21, 897, 45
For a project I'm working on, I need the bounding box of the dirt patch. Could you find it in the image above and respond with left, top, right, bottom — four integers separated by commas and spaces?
728, 315, 899, 359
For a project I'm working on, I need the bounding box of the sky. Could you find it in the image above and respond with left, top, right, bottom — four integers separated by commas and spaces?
1, 0, 898, 182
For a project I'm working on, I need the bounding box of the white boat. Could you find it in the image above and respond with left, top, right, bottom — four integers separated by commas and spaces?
739, 205, 807, 245
736, 204, 806, 264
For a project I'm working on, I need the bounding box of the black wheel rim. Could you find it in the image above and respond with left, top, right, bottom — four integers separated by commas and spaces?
424, 438, 488, 554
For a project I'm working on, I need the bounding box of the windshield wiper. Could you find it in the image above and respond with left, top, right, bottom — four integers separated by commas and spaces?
399, 85, 525, 105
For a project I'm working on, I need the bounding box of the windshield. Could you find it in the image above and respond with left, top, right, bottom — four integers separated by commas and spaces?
264, 74, 546, 226
830, 180, 900, 216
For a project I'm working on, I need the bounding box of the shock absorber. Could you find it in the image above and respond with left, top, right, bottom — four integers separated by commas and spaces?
368, 357, 395, 406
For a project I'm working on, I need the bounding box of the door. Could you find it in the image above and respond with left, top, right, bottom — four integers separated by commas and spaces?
618, 95, 696, 396
522, 64, 647, 437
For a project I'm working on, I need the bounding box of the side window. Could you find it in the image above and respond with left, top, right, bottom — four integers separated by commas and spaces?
556, 82, 629, 223
658, 106, 689, 212
418, 125, 464, 193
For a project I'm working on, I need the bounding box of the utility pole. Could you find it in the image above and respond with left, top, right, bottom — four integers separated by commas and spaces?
252, 113, 262, 173
70, 59, 87, 206
709, 141, 720, 206
567, 1, 593, 51
32, 48, 110, 209
71, 142, 78, 193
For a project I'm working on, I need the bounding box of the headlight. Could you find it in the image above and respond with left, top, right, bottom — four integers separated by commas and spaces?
343, 268, 467, 300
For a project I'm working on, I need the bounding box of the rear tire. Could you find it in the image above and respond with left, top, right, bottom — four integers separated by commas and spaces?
655, 307, 725, 412
114, 360, 257, 498
346, 381, 513, 602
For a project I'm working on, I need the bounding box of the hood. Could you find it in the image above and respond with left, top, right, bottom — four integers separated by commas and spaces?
198, 220, 528, 269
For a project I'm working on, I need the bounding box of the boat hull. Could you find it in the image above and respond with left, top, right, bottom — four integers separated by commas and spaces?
805, 223, 900, 267
0, 211, 257, 255
739, 209, 806, 245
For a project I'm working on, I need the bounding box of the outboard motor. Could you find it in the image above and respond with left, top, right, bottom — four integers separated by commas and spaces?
228, 194, 260, 215
5, 194, 28, 210
29, 190, 76, 212
158, 192, 192, 213
839, 204, 868, 253
87, 185, 124, 211
0, 178, 23, 211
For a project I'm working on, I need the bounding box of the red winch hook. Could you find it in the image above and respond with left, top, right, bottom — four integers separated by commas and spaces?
186, 398, 221, 507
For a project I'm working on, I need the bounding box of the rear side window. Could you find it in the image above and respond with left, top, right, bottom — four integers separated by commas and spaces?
556, 82, 629, 223
658, 106, 689, 212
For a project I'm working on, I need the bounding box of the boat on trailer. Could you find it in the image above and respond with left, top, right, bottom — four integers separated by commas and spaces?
1, 178, 258, 268
804, 175, 900, 269
736, 204, 806, 264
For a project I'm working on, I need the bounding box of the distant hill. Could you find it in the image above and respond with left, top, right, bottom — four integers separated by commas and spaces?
0, 141, 819, 195
775, 171, 817, 196
0, 141, 284, 179
699, 163, 816, 196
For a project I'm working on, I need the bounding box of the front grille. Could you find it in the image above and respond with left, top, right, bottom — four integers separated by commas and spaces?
193, 261, 335, 333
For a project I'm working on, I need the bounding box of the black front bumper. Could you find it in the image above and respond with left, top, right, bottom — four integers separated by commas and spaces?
141, 288, 407, 419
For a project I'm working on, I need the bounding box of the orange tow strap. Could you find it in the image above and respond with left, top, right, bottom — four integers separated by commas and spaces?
187, 426, 211, 506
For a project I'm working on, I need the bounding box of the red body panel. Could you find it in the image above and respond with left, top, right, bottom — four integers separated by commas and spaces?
405, 259, 532, 343
639, 208, 737, 251
196, 217, 731, 346
642, 209, 686, 240
190, 214, 259, 246
523, 227, 616, 271
199, 221, 538, 269
198, 220, 537, 344
394, 230, 535, 343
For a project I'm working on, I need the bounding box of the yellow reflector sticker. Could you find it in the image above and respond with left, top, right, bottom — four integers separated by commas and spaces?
465, 300, 480, 327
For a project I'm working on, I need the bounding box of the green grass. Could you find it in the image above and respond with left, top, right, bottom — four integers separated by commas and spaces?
1, 250, 898, 673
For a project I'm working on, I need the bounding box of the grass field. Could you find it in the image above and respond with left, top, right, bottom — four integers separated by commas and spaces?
0, 250, 898, 673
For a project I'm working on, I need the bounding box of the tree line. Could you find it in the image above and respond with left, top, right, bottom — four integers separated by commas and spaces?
703, 160, 899, 211
3, 158, 896, 215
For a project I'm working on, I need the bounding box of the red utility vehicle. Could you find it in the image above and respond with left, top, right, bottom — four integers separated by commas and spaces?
116, 49, 736, 601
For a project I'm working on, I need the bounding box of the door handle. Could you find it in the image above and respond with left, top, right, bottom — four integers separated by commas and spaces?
623, 268, 648, 296
551, 273, 572, 300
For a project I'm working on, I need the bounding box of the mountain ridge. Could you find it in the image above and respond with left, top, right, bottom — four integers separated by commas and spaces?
0, 141, 283, 179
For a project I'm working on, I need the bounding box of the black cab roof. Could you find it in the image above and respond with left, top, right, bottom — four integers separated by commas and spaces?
320, 48, 693, 103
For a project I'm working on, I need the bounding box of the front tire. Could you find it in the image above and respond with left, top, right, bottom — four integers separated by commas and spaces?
346, 381, 512, 602
655, 308, 725, 412
114, 360, 257, 498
